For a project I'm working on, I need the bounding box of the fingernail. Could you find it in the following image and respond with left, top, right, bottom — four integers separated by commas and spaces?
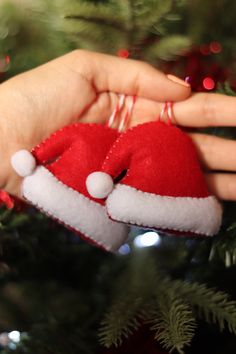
167, 74, 190, 87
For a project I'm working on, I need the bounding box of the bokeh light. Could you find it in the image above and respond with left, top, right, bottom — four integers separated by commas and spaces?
203, 77, 215, 90
134, 231, 161, 248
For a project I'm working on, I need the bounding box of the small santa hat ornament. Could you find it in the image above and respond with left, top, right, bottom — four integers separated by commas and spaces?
11, 123, 129, 251
86, 118, 222, 236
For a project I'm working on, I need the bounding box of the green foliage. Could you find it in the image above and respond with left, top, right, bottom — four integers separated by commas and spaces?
0, 206, 115, 354
0, 0, 69, 78
0, 207, 236, 353
209, 225, 236, 268
149, 297, 196, 354
99, 251, 157, 347
0, 208, 30, 231
164, 278, 236, 334
53, 0, 190, 62
144, 35, 191, 61
99, 294, 141, 348
99, 251, 236, 353
217, 82, 236, 96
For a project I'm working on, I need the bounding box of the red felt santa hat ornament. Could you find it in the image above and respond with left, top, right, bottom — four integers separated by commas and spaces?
11, 98, 129, 252
86, 102, 222, 236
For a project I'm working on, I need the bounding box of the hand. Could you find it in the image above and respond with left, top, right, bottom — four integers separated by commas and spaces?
127, 93, 236, 201
0, 50, 190, 197
176, 94, 236, 201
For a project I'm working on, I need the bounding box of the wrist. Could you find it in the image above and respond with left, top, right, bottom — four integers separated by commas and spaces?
0, 116, 21, 197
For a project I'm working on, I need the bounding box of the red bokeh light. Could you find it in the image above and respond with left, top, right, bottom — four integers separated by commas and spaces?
203, 77, 215, 90
117, 49, 130, 58
5, 55, 10, 64
210, 41, 222, 54
200, 44, 211, 55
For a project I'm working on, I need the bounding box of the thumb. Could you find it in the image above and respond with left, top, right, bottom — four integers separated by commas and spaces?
59, 51, 191, 102
165, 74, 191, 101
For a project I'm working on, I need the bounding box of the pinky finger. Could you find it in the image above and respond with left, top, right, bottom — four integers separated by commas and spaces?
205, 173, 236, 201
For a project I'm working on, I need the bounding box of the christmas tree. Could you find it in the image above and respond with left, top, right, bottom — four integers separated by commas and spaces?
0, 1, 236, 353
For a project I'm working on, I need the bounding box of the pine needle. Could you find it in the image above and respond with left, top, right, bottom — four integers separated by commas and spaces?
54, 0, 187, 60
99, 253, 236, 351
99, 251, 158, 348
149, 296, 196, 354
99, 293, 142, 348
144, 35, 191, 61
165, 279, 236, 335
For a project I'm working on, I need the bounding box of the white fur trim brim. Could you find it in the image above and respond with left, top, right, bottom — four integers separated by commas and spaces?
106, 184, 222, 236
21, 167, 129, 251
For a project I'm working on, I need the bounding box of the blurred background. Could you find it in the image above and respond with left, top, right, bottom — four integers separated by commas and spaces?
0, 1, 236, 354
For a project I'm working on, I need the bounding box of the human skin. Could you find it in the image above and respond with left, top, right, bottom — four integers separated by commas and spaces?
0, 50, 234, 200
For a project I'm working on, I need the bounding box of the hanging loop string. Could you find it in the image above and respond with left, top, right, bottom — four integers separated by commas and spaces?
159, 101, 168, 121
167, 101, 173, 125
107, 94, 126, 128
159, 101, 174, 125
118, 95, 136, 132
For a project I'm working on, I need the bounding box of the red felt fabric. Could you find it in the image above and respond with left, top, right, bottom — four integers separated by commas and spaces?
33, 123, 119, 204
0, 190, 14, 209
33, 124, 96, 164
102, 121, 210, 198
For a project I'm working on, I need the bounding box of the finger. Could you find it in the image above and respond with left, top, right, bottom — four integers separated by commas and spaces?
79, 92, 163, 125
205, 173, 236, 201
58, 50, 191, 102
189, 133, 236, 171
174, 92, 236, 127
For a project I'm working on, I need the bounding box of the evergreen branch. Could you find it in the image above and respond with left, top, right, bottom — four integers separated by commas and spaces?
61, 20, 126, 53
134, 0, 173, 27
99, 251, 158, 348
217, 81, 236, 96
99, 294, 142, 348
118, 0, 175, 48
57, 1, 126, 30
149, 297, 196, 354
100, 249, 236, 351
0, 207, 30, 230
116, 0, 134, 27
209, 229, 236, 267
64, 15, 126, 32
56, 0, 187, 60
163, 278, 236, 334
144, 35, 191, 61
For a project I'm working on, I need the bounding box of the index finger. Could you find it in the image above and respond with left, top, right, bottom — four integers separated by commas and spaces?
57, 50, 191, 102
173, 92, 236, 127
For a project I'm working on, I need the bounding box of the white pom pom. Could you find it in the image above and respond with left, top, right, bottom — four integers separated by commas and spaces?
11, 150, 36, 177
86, 171, 114, 199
